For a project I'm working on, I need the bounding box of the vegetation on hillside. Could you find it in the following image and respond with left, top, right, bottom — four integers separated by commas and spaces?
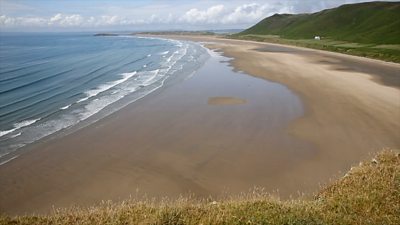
239, 2, 400, 44
230, 34, 400, 63
1, 150, 399, 225
232, 1, 400, 63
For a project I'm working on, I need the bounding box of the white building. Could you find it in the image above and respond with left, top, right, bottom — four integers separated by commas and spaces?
314, 36, 321, 40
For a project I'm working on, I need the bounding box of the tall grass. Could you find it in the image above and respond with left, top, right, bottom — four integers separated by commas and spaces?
1, 150, 399, 225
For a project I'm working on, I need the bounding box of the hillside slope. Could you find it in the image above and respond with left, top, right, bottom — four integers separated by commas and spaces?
240, 1, 400, 44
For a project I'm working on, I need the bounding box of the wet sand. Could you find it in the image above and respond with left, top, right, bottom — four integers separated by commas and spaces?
165, 35, 400, 189
207, 97, 246, 105
1, 35, 399, 215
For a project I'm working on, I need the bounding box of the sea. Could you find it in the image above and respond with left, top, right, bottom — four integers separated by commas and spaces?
0, 32, 208, 164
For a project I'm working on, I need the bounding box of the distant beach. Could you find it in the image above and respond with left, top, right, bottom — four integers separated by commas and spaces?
1, 34, 399, 215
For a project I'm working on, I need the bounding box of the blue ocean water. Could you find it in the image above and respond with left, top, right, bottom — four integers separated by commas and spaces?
0, 32, 207, 162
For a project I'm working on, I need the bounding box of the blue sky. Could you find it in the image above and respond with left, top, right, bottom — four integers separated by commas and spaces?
0, 0, 396, 31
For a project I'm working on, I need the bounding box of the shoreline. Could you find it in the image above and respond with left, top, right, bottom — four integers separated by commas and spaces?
1, 35, 399, 215
209, 34, 399, 167
147, 34, 400, 191
0, 45, 309, 215
0, 36, 208, 166
157, 34, 400, 86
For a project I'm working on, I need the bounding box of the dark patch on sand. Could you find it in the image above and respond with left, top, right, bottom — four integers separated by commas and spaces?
208, 97, 246, 105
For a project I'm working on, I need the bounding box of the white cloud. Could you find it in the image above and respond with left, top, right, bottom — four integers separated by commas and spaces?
222, 3, 273, 24
97, 15, 121, 26
0, 0, 393, 30
49, 13, 84, 26
0, 15, 14, 26
180, 5, 225, 24
0, 13, 132, 28
178, 3, 291, 26
0, 15, 47, 27
49, 13, 63, 24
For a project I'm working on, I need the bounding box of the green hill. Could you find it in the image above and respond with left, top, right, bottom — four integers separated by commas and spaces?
240, 1, 400, 44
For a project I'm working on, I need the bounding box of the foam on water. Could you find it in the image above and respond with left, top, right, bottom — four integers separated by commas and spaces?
77, 71, 137, 103
0, 118, 41, 137
60, 104, 72, 110
0, 155, 19, 166
139, 69, 160, 86
158, 51, 169, 55
10, 132, 21, 138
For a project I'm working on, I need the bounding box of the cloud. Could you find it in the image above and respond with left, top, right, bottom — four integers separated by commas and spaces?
49, 14, 84, 26
180, 4, 225, 24
178, 3, 293, 25
0, 15, 47, 27
0, 14, 85, 27
223, 3, 287, 24
0, 14, 134, 28
0, 0, 392, 30
1, 3, 274, 29
222, 3, 268, 24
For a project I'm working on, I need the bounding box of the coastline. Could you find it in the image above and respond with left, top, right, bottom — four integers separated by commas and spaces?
194, 34, 400, 180
182, 34, 400, 168
1, 35, 399, 215
0, 44, 309, 215
0, 35, 207, 166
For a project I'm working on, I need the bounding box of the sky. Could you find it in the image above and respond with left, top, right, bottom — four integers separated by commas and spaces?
0, 0, 396, 32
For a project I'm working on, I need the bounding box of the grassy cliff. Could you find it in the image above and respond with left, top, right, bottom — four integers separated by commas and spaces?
233, 1, 400, 62
1, 150, 399, 225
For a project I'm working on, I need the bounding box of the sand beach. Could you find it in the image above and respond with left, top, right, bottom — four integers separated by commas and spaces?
0, 35, 399, 215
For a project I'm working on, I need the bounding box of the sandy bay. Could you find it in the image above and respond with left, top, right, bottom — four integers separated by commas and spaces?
0, 35, 399, 215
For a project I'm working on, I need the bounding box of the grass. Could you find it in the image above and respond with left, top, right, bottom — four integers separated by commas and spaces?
239, 2, 400, 45
228, 34, 400, 63
233, 1, 400, 63
1, 149, 399, 225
